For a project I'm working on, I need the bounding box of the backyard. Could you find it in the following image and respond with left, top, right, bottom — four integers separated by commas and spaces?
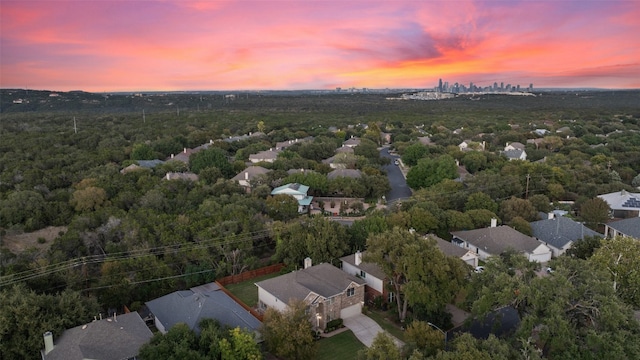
223, 272, 281, 307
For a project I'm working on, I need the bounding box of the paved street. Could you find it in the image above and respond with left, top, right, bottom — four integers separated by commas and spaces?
380, 147, 412, 202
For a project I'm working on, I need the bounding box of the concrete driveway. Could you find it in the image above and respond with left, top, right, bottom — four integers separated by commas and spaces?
343, 314, 404, 348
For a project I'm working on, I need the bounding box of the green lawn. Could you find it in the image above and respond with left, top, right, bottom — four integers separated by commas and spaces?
315, 331, 365, 360
366, 310, 406, 341
223, 272, 281, 307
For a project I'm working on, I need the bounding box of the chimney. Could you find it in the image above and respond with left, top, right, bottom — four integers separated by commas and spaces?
171, 154, 174, 159
183, 148, 187, 154
304, 257, 312, 269
244, 172, 249, 180
482, 141, 486, 150
355, 250, 362, 266
43, 331, 54, 355
166, 173, 170, 180
548, 212, 554, 220
210, 139, 213, 144
490, 218, 497, 228
455, 159, 460, 166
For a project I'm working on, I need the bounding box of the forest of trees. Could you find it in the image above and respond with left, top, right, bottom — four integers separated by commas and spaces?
1, 89, 640, 359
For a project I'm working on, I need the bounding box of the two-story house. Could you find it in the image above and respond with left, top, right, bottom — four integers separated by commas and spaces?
255, 260, 365, 330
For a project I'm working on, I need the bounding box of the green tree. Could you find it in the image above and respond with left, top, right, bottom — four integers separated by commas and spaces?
461, 151, 487, 174
70, 186, 108, 212
465, 192, 498, 213
364, 228, 467, 322
274, 217, 349, 266
565, 235, 602, 259
579, 197, 610, 227
0, 285, 100, 360
402, 143, 429, 166
219, 327, 262, 360
265, 194, 300, 221
139, 323, 206, 360
499, 197, 536, 222
357, 332, 401, 360
131, 143, 156, 160
0, 190, 47, 230
404, 320, 444, 357
589, 236, 640, 307
261, 300, 316, 360
509, 216, 532, 236
189, 147, 234, 177
406, 155, 457, 189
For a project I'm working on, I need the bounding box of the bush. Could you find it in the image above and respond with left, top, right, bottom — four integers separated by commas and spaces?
37, 237, 46, 244
325, 318, 344, 332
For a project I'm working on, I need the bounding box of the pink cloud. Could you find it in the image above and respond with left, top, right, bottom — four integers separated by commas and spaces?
1, 0, 639, 91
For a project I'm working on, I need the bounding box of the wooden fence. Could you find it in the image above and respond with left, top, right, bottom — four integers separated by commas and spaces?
216, 263, 284, 286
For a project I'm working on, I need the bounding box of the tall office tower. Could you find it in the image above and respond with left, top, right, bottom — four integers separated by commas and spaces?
493, 82, 498, 91
516, 85, 520, 91
529, 84, 533, 92
469, 82, 473, 92
438, 78, 443, 92
500, 82, 504, 91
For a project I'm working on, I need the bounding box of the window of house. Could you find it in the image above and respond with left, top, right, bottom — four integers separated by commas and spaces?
388, 292, 395, 303
360, 270, 366, 278
347, 288, 355, 297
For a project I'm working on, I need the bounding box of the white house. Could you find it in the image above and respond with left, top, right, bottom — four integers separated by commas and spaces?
598, 190, 640, 218
249, 149, 280, 163
451, 220, 552, 263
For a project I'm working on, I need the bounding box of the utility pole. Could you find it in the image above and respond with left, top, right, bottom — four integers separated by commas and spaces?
525, 173, 530, 199
73, 117, 77, 134
142, 109, 146, 123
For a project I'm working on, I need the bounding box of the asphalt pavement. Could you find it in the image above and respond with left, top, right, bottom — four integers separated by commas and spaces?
379, 147, 412, 202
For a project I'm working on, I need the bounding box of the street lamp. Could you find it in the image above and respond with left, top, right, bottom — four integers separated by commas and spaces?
428, 322, 447, 350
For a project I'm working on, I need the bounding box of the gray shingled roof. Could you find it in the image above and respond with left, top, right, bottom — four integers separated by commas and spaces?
607, 217, 640, 238
451, 226, 542, 254
530, 216, 603, 249
339, 252, 386, 279
502, 149, 525, 160
327, 169, 362, 179
256, 263, 365, 303
433, 236, 469, 258
43, 312, 152, 360
231, 166, 270, 181
145, 282, 261, 334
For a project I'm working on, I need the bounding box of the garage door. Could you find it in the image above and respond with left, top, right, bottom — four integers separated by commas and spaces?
340, 303, 362, 319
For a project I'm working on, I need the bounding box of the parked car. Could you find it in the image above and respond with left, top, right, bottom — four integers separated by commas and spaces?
394, 159, 399, 165
474, 266, 485, 273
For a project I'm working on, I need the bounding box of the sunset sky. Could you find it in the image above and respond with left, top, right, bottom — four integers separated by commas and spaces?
1, 0, 639, 92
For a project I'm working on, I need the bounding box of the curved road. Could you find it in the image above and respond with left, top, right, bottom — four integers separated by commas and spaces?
380, 147, 412, 202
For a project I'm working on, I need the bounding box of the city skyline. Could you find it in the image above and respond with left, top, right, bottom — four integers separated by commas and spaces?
1, 1, 639, 92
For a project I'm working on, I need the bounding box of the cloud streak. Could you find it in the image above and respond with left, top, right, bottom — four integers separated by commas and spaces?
1, 0, 639, 91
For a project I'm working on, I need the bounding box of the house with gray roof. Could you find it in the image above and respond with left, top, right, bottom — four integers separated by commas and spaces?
530, 214, 603, 257
451, 221, 551, 262
327, 168, 362, 180
145, 282, 261, 336
249, 149, 280, 163
432, 235, 479, 267
340, 251, 389, 303
166, 148, 193, 163
335, 145, 355, 154
604, 217, 640, 239
164, 172, 198, 181
598, 189, 640, 218
42, 312, 152, 360
343, 137, 361, 148
501, 149, 527, 161
232, 166, 270, 190
256, 261, 365, 330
